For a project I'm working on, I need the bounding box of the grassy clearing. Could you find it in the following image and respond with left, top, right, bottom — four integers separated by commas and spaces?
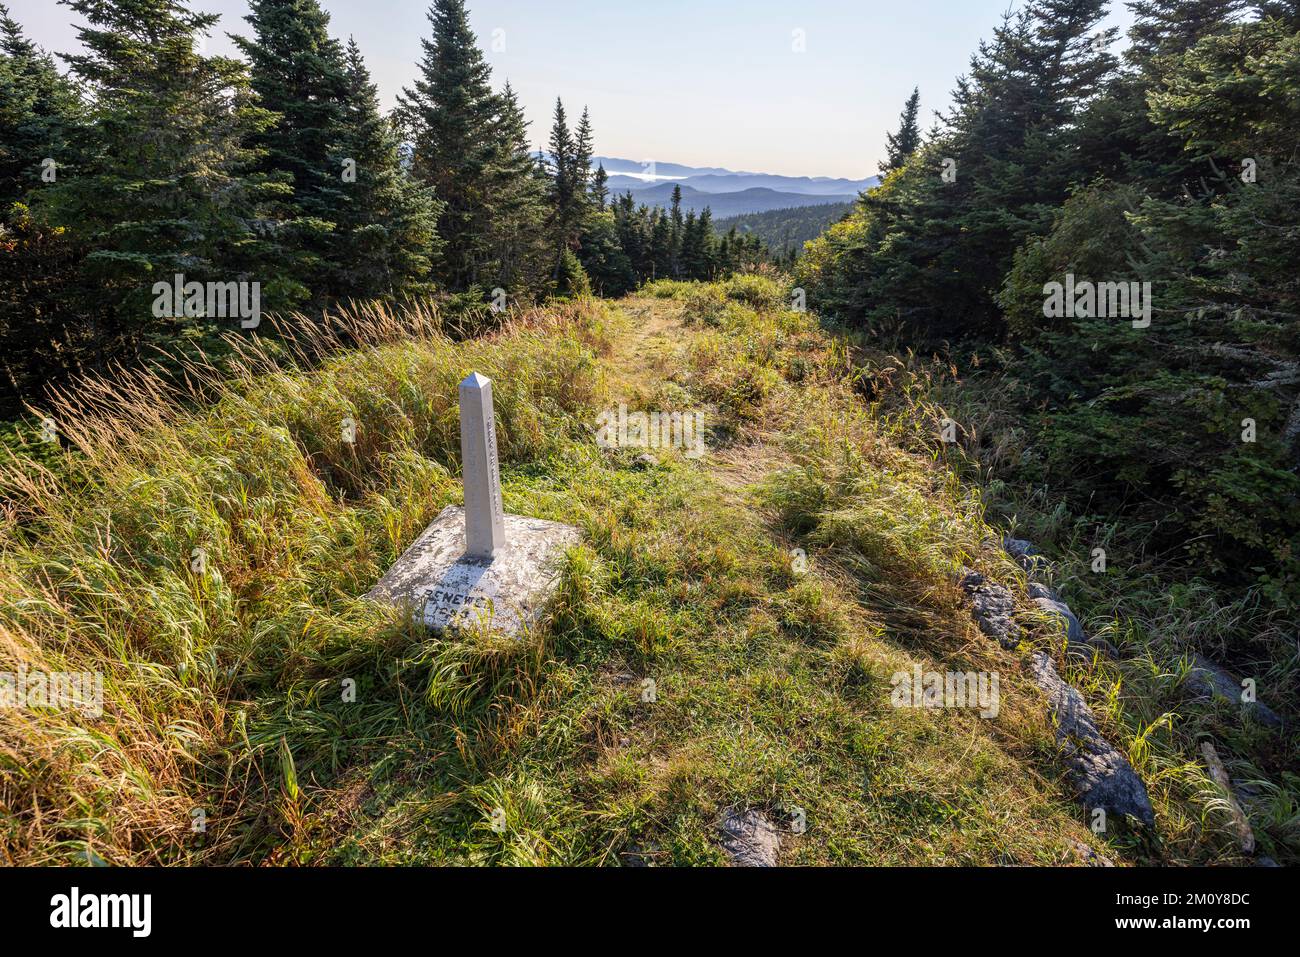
1, 278, 1287, 865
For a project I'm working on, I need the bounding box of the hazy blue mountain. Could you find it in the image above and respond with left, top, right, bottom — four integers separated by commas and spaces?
592, 156, 738, 177
553, 153, 880, 200
677, 173, 876, 195
605, 174, 668, 191
618, 183, 857, 217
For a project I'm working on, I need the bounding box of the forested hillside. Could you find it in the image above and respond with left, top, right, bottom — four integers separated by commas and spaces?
716, 202, 855, 260
712, 201, 852, 260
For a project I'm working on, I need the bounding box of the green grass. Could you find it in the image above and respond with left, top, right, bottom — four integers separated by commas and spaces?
835, 339, 1300, 863
1, 279, 1289, 865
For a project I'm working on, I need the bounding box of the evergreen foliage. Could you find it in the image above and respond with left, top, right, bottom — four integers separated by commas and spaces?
800, 1, 1300, 601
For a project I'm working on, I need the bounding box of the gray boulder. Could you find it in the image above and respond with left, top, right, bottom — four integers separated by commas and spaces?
1028, 583, 1118, 659
1004, 537, 1049, 573
1070, 839, 1115, 867
1029, 651, 1156, 827
960, 569, 1021, 649
719, 809, 780, 867
1184, 654, 1283, 729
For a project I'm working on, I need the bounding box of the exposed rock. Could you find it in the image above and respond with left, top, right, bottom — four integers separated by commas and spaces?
962, 544, 1154, 827
1029, 651, 1156, 827
1184, 654, 1283, 728
959, 569, 1021, 649
1070, 839, 1115, 867
719, 809, 780, 867
1028, 583, 1118, 659
1004, 537, 1048, 573
621, 841, 662, 867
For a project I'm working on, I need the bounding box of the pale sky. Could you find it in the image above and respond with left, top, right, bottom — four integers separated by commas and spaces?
6, 0, 1136, 179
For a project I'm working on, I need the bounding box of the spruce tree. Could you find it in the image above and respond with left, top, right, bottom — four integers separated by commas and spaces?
669, 184, 684, 277
546, 98, 580, 276
648, 211, 672, 280
485, 82, 549, 294
1252, 0, 1299, 25
0, 5, 81, 208
43, 0, 289, 354
592, 164, 608, 210
572, 106, 594, 210
695, 207, 716, 278
1093, 0, 1243, 191
880, 87, 921, 175
233, 0, 349, 299
397, 0, 500, 290
1128, 0, 1245, 63
332, 37, 443, 301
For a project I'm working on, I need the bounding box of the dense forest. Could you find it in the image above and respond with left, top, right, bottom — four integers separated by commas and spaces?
0, 0, 767, 414
715, 202, 854, 261
799, 0, 1300, 609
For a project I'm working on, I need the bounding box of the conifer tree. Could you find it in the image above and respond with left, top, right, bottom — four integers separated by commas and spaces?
1128, 0, 1244, 63
546, 97, 586, 278
42, 0, 289, 351
397, 0, 500, 290
572, 106, 594, 210
485, 82, 550, 293
233, 0, 349, 299
332, 37, 443, 301
0, 4, 81, 208
648, 211, 672, 280
1089, 0, 1243, 191
0, 5, 89, 405
592, 163, 608, 210
669, 184, 684, 277
880, 87, 921, 175
695, 207, 716, 278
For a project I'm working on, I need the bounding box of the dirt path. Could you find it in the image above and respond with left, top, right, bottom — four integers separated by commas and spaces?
606, 296, 791, 498
604, 297, 688, 398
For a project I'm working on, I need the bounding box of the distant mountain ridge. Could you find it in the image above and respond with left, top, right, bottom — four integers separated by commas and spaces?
617, 182, 860, 218
591, 157, 877, 196
531, 152, 878, 215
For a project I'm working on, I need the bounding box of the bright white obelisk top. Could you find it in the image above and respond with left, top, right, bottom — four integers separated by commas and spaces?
459, 372, 507, 559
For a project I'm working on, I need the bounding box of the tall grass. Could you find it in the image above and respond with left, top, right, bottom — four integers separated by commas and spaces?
841, 342, 1300, 862
0, 297, 611, 864
4, 278, 1290, 866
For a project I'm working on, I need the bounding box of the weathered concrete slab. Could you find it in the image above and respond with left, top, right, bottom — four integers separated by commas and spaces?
367, 505, 580, 637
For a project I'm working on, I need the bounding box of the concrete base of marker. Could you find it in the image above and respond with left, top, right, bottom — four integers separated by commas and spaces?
367, 505, 580, 637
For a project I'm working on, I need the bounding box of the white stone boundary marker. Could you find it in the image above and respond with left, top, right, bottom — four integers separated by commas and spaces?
459, 372, 507, 559
367, 372, 581, 637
